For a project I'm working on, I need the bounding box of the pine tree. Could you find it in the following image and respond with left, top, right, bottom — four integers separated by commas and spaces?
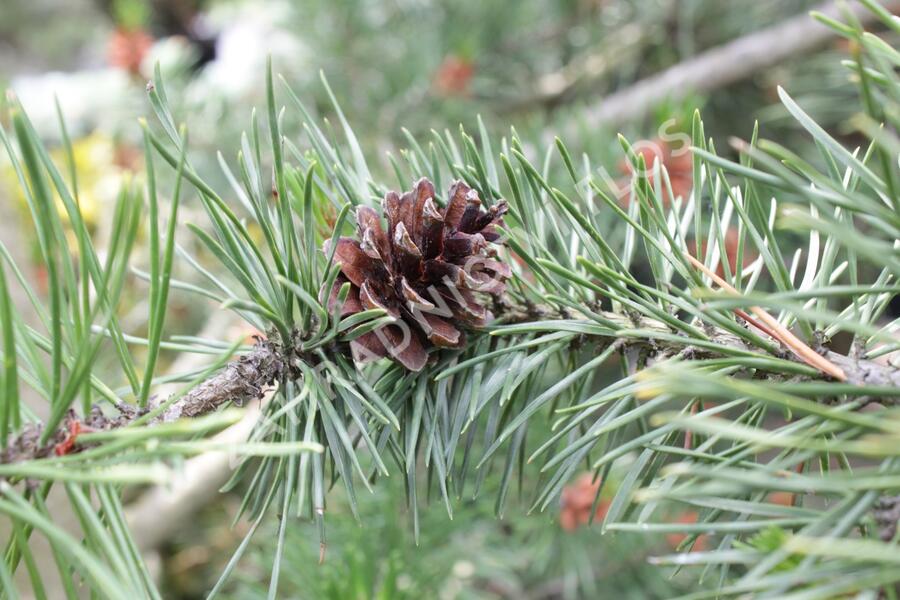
0, 2, 898, 598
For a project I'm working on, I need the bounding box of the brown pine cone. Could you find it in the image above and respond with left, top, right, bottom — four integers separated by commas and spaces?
324, 178, 510, 371
560, 473, 610, 531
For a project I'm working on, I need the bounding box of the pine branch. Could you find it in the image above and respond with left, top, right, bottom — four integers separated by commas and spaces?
874, 495, 900, 542
1, 339, 283, 465
499, 303, 900, 392
6, 291, 894, 468
2, 6, 898, 589
161, 338, 283, 421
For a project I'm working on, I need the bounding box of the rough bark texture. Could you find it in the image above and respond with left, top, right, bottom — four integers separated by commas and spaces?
1, 339, 282, 465
874, 495, 900, 542
162, 338, 284, 420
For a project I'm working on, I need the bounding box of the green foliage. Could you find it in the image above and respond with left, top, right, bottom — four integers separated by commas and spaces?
208, 463, 686, 599
111, 0, 150, 29
286, 0, 828, 143
734, 527, 803, 573
0, 1, 898, 598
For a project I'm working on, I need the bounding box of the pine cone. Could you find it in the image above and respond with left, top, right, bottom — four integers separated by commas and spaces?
324, 178, 510, 371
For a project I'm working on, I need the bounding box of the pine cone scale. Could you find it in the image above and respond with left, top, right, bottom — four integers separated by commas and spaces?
419, 199, 444, 259
421, 313, 462, 347
409, 178, 436, 243
359, 280, 400, 318
444, 181, 471, 228
401, 278, 435, 309
328, 238, 388, 287
356, 206, 390, 259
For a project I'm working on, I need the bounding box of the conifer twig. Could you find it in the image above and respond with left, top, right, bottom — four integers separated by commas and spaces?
499, 301, 897, 390
1, 340, 282, 465
683, 252, 847, 381
874, 495, 900, 542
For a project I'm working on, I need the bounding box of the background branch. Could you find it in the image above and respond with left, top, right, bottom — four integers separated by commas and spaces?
127, 403, 263, 552
565, 0, 900, 128
126, 311, 271, 554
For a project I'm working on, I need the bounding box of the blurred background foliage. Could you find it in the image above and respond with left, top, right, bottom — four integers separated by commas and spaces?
0, 0, 895, 597
169, 462, 694, 599
0, 0, 859, 155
